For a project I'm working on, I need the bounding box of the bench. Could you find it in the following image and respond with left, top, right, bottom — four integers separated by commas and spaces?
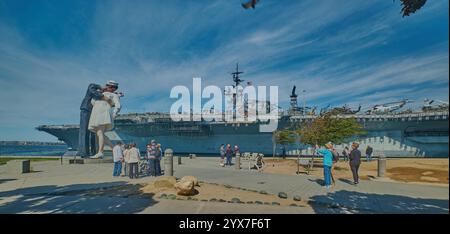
297, 155, 316, 174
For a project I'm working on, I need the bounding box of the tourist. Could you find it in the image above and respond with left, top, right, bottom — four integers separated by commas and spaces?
128, 143, 140, 179
219, 144, 225, 167
342, 146, 350, 162
112, 142, 124, 177
156, 143, 162, 176
147, 140, 157, 176
366, 145, 373, 162
315, 143, 333, 192
329, 143, 340, 185
233, 145, 240, 157
225, 144, 233, 166
349, 142, 362, 185
122, 144, 131, 176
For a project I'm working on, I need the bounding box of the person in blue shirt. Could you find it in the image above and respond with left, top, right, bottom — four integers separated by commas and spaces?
315, 143, 334, 192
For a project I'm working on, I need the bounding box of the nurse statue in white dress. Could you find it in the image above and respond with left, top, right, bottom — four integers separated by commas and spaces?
88, 80, 121, 159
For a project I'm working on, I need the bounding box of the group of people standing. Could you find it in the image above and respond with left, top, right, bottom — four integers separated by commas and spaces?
219, 144, 240, 167
315, 142, 362, 192
112, 140, 163, 179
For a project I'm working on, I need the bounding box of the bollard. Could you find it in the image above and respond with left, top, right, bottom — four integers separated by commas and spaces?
164, 149, 174, 176
377, 152, 386, 178
178, 155, 182, 165
22, 160, 31, 173
235, 154, 241, 170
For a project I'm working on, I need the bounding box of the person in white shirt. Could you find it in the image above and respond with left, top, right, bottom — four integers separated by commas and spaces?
127, 143, 141, 179
112, 142, 124, 177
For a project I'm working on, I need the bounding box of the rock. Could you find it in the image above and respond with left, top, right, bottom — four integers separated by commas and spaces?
246, 201, 254, 204
187, 197, 192, 200
159, 193, 168, 199
272, 202, 281, 206
201, 199, 208, 202
259, 190, 268, 195
192, 198, 198, 201
224, 184, 232, 188
231, 198, 241, 203
290, 203, 298, 207
174, 180, 195, 196
278, 192, 288, 199
209, 198, 218, 202
180, 176, 199, 186
219, 199, 227, 203
264, 202, 270, 205
153, 176, 177, 188
167, 194, 176, 200
255, 201, 263, 205
293, 195, 302, 201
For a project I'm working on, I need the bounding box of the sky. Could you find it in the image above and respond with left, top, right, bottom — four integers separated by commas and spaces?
0, 0, 448, 142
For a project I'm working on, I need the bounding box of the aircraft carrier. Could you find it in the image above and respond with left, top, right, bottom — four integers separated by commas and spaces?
36, 66, 449, 158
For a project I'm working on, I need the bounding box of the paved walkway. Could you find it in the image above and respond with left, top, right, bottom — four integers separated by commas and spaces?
0, 157, 448, 214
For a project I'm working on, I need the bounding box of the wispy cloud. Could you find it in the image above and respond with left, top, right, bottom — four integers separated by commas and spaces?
0, 0, 448, 141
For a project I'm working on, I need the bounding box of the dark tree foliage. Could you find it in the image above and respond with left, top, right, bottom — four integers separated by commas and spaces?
396, 0, 428, 17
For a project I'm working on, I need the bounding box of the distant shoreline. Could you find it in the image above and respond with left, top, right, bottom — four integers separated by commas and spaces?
0, 141, 66, 146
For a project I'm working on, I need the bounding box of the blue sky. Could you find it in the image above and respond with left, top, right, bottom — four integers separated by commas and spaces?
0, 0, 448, 141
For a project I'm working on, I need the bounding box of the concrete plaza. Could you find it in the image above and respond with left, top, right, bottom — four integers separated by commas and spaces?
0, 157, 448, 214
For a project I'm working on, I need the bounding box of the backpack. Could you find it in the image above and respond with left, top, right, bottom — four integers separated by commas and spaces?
331, 150, 340, 162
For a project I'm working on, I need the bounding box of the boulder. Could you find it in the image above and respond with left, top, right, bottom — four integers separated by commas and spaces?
231, 198, 241, 203
153, 176, 177, 188
174, 180, 195, 196
293, 195, 302, 201
278, 192, 288, 199
180, 176, 199, 186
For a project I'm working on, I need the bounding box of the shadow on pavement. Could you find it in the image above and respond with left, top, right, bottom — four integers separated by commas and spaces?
308, 178, 325, 186
0, 179, 16, 184
338, 178, 354, 185
309, 190, 449, 214
0, 181, 157, 214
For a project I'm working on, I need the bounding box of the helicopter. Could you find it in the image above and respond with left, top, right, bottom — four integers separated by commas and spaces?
329, 104, 362, 115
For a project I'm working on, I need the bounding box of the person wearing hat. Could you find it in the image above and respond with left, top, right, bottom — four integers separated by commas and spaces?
77, 83, 114, 158
315, 143, 334, 192
349, 142, 362, 185
88, 80, 121, 159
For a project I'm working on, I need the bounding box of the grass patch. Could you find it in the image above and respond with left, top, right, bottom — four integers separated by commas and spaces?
0, 157, 59, 165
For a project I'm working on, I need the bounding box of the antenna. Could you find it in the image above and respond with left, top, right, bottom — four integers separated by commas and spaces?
231, 63, 244, 87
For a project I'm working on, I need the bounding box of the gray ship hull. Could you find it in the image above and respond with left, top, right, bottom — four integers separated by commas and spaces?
37, 111, 449, 157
